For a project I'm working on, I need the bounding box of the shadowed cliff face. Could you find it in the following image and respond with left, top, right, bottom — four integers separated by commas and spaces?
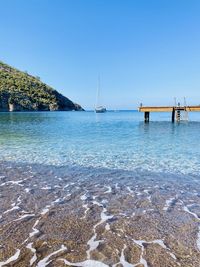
0, 61, 84, 111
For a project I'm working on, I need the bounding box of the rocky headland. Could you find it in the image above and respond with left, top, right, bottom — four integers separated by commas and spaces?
0, 61, 84, 112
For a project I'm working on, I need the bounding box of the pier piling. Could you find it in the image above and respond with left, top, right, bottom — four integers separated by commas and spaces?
144, 112, 150, 123
172, 108, 175, 123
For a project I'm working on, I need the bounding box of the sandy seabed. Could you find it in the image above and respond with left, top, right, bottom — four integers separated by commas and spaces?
0, 162, 200, 267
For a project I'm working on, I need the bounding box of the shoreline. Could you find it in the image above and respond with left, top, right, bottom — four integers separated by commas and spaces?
0, 161, 200, 266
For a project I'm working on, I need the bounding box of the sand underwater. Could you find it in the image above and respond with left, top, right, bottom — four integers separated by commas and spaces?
1, 161, 200, 267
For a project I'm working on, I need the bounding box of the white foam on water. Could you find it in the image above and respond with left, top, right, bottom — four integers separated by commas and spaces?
80, 194, 87, 201
105, 223, 110, 231
17, 196, 22, 203
131, 212, 136, 217
3, 196, 22, 214
37, 196, 63, 220
86, 201, 113, 259
144, 190, 151, 202
41, 206, 51, 215
100, 208, 113, 224
133, 240, 150, 267
61, 259, 109, 267
183, 205, 200, 251
26, 243, 37, 266
163, 197, 175, 211
115, 183, 120, 190
151, 239, 177, 260
40, 197, 63, 216
147, 196, 151, 202
133, 239, 178, 265
14, 213, 35, 222
25, 188, 30, 193
80, 193, 89, 218
36, 245, 67, 267
29, 219, 40, 238
127, 186, 134, 195
64, 193, 71, 198
41, 186, 51, 190
52, 198, 62, 203
3, 205, 20, 214
151, 239, 167, 249
113, 245, 134, 267
197, 226, 200, 250
87, 233, 101, 258
92, 200, 102, 207
0, 249, 20, 267
82, 204, 90, 218
0, 180, 23, 187
169, 252, 177, 260
104, 186, 112, 194
183, 206, 199, 219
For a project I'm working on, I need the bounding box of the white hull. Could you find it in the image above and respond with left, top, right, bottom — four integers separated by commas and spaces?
95, 106, 106, 113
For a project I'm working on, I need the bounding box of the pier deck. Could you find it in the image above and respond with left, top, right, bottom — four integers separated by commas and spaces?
138, 105, 200, 122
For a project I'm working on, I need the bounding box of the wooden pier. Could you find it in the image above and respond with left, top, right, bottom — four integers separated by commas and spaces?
138, 105, 200, 122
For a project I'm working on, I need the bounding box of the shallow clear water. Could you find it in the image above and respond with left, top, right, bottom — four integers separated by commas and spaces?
1, 111, 200, 267
0, 110, 200, 175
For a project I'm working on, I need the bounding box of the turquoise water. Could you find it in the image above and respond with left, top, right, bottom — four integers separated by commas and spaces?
0, 111, 200, 175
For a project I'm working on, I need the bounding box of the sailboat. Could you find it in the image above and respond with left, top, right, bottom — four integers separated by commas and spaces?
95, 77, 106, 113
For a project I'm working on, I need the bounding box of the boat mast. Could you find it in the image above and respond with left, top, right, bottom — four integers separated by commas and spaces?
96, 75, 100, 108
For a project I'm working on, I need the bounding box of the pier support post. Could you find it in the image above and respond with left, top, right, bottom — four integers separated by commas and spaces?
172, 108, 175, 123
144, 112, 150, 123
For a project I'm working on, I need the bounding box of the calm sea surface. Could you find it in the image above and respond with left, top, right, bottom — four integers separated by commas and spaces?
0, 110, 200, 175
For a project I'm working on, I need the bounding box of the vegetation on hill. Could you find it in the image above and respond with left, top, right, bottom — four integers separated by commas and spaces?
0, 61, 83, 111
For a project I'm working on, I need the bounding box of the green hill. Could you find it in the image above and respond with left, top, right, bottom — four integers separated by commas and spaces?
0, 61, 84, 111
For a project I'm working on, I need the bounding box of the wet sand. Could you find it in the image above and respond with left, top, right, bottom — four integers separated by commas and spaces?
0, 162, 200, 267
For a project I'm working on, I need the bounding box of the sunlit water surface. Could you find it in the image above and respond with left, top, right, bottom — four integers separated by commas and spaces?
0, 110, 200, 175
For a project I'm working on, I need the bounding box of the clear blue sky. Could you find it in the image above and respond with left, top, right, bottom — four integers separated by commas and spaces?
1, 0, 200, 109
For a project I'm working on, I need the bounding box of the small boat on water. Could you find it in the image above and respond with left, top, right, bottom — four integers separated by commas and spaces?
95, 106, 106, 113
95, 76, 106, 113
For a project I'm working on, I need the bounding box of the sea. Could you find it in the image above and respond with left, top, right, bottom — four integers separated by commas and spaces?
0, 110, 200, 175
1, 110, 200, 266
